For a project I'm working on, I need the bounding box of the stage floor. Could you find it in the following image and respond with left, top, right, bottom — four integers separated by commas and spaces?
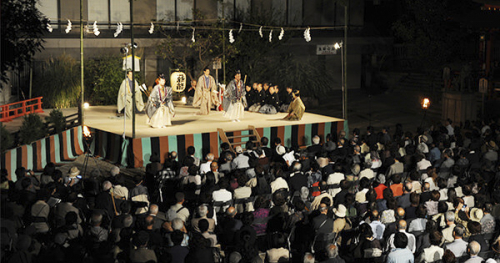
83, 102, 343, 138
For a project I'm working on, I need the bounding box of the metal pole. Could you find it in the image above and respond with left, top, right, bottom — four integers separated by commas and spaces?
80, 0, 84, 125
343, 3, 348, 120
222, 1, 226, 84
130, 0, 135, 138
341, 45, 344, 118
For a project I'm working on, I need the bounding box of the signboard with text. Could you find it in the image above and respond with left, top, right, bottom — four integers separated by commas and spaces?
316, 45, 338, 55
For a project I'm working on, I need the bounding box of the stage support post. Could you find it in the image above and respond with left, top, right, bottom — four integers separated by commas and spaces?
80, 0, 84, 125
130, 0, 136, 138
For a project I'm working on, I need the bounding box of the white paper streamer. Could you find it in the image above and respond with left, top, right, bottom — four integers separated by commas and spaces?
239, 23, 243, 33
279, 27, 284, 40
229, 29, 235, 43
191, 27, 196, 42
114, 22, 123, 37
304, 27, 311, 42
65, 20, 72, 33
269, 30, 273, 43
93, 21, 100, 36
47, 22, 53, 32
259, 26, 263, 38
148, 22, 154, 34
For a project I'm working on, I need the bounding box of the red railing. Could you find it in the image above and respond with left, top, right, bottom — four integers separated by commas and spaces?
0, 97, 44, 122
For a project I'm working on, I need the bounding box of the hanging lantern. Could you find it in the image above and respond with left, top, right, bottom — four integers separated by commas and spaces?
171, 71, 186, 92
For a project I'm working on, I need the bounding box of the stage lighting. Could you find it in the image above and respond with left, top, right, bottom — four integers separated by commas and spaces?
334, 42, 342, 50
120, 47, 129, 54
83, 102, 90, 109
181, 96, 187, 104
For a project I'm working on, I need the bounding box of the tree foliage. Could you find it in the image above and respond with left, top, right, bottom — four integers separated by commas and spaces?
32, 54, 81, 108
45, 109, 66, 134
19, 113, 47, 145
391, 0, 478, 70
1, 124, 14, 153
1, 0, 47, 85
85, 55, 133, 106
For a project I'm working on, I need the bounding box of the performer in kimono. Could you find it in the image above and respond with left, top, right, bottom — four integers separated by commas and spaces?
193, 68, 220, 115
145, 75, 175, 128
117, 70, 145, 119
224, 70, 247, 122
221, 83, 231, 112
283, 90, 305, 121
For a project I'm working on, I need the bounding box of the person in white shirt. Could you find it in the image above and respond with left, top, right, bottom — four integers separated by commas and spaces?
168, 192, 190, 223
385, 220, 416, 253
368, 210, 385, 240
199, 153, 214, 175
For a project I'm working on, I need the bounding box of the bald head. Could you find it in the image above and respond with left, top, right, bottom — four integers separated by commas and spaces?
398, 220, 407, 230
404, 182, 413, 193
370, 210, 380, 221
150, 204, 159, 215
468, 241, 480, 256
424, 182, 430, 191
226, 206, 236, 217
396, 207, 405, 219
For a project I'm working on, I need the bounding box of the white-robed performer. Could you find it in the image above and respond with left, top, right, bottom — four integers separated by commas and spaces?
117, 70, 145, 119
145, 75, 175, 128
224, 70, 247, 122
193, 67, 220, 115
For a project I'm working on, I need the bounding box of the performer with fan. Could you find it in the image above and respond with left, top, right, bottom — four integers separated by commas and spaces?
145, 74, 175, 128
224, 70, 247, 122
117, 70, 145, 118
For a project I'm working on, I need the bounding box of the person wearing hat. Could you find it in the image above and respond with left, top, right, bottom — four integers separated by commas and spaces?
117, 70, 145, 118
283, 90, 305, 121
193, 67, 220, 115
231, 146, 250, 170
64, 166, 81, 187
224, 70, 247, 122
145, 74, 175, 128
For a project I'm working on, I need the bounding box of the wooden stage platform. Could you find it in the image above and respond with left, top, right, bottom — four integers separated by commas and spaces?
1, 103, 344, 180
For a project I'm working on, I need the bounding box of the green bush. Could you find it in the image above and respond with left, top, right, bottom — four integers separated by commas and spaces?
33, 54, 81, 108
45, 109, 66, 134
1, 124, 13, 153
85, 55, 145, 106
19, 114, 47, 145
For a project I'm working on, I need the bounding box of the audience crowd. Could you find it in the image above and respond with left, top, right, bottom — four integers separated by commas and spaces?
2, 118, 500, 263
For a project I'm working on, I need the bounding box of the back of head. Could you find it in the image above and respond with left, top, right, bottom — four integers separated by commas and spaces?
453, 225, 465, 238
187, 146, 195, 155
442, 249, 456, 263
303, 252, 315, 263
198, 218, 209, 233
430, 231, 443, 246
326, 244, 339, 258
468, 241, 480, 256
312, 135, 320, 145
394, 232, 408, 249
175, 192, 185, 203
171, 230, 184, 246
261, 137, 269, 147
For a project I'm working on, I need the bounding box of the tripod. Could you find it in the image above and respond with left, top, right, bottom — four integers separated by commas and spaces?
82, 135, 101, 178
